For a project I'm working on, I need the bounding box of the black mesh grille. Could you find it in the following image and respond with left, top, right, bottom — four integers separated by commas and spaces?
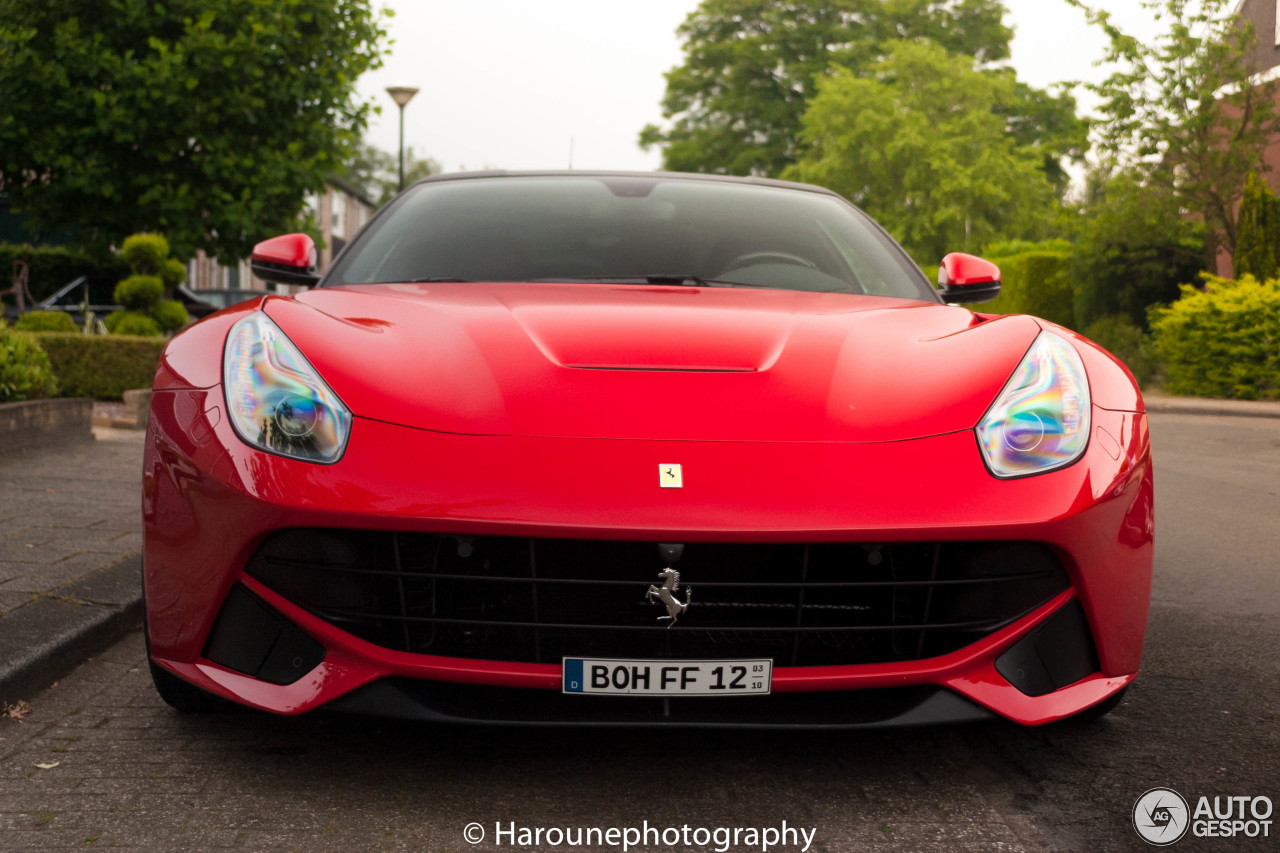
245, 530, 1069, 667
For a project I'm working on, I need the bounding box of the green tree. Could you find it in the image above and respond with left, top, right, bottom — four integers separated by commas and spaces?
0, 0, 390, 260
1070, 168, 1207, 329
784, 41, 1056, 263
1234, 172, 1280, 281
337, 143, 442, 206
1067, 0, 1280, 260
639, 0, 1085, 186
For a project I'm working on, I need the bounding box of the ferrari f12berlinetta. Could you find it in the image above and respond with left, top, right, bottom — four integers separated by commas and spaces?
143, 172, 1153, 727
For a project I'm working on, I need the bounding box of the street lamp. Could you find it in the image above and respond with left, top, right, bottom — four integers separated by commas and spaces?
385, 83, 420, 192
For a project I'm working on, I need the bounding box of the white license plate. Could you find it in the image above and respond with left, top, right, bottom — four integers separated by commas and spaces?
562, 658, 772, 696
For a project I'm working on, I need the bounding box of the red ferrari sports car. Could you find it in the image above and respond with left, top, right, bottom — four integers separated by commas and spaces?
142, 171, 1153, 727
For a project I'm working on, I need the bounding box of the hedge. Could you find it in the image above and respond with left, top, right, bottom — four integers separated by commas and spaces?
0, 243, 130, 304
28, 332, 165, 399
1149, 275, 1280, 400
980, 251, 1074, 327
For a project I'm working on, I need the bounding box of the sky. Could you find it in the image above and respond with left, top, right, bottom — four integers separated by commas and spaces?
354, 1, 1169, 175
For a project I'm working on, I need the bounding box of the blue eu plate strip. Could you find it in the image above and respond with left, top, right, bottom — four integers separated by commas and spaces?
563, 658, 584, 693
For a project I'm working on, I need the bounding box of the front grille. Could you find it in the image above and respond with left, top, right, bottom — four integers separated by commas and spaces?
245, 530, 1069, 667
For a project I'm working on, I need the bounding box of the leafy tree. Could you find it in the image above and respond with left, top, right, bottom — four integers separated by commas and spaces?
1234, 172, 1280, 281
0, 0, 390, 260
784, 40, 1057, 263
1069, 168, 1207, 329
639, 0, 1085, 186
337, 143, 442, 206
1067, 0, 1280, 260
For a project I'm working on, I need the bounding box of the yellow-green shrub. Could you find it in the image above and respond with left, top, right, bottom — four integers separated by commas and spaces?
1149, 275, 1280, 400
0, 325, 59, 401
13, 310, 78, 333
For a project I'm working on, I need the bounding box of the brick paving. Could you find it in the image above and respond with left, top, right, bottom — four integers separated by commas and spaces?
0, 632, 1042, 853
0, 429, 144, 619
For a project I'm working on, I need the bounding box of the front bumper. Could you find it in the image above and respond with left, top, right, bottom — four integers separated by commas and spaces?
143, 387, 1153, 726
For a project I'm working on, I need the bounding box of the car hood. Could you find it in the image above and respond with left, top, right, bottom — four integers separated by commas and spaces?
265, 282, 1041, 442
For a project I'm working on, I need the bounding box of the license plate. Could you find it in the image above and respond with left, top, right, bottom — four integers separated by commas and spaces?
562, 658, 772, 696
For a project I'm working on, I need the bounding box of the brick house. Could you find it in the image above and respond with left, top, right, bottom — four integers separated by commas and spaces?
186, 177, 376, 293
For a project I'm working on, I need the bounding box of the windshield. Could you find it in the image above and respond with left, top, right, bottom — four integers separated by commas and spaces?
326, 175, 937, 301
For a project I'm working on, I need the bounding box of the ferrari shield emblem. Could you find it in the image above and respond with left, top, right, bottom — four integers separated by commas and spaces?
659, 464, 683, 488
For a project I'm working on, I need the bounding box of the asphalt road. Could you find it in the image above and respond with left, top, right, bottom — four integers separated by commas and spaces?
1, 413, 1277, 852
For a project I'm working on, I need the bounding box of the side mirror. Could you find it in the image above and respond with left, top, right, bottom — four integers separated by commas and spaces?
250, 233, 320, 287
938, 253, 1002, 304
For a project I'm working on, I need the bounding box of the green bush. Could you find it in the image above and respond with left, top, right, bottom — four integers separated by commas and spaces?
13, 310, 78, 333
1149, 275, 1280, 400
150, 300, 189, 333
0, 243, 129, 304
1081, 314, 1160, 389
1234, 173, 1280, 282
29, 332, 165, 399
0, 327, 59, 402
110, 312, 162, 337
120, 233, 171, 276
161, 257, 187, 288
1069, 172, 1205, 329
113, 275, 164, 310
979, 251, 1075, 327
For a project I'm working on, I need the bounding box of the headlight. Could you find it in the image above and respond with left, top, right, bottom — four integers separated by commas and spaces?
976, 331, 1090, 478
223, 311, 351, 463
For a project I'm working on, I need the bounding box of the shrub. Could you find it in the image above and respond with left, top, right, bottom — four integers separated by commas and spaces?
110, 313, 162, 338
150, 299, 189, 333
114, 275, 164, 310
1234, 173, 1280, 282
13, 310, 78, 333
980, 251, 1075, 328
0, 327, 59, 402
1149, 275, 1280, 400
1081, 314, 1160, 389
161, 257, 187, 288
29, 333, 165, 399
0, 243, 129, 304
120, 234, 171, 276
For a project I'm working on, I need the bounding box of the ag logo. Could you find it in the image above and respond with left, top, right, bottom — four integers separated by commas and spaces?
1133, 788, 1190, 846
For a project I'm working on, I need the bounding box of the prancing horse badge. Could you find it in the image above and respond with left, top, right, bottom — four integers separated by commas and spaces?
659, 464, 683, 488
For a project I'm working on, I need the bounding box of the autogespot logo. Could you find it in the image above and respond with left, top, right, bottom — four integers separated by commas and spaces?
1134, 788, 1190, 846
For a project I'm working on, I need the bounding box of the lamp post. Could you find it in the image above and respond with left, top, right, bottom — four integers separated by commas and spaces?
385, 84, 420, 192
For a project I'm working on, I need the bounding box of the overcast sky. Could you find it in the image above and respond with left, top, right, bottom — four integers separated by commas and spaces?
355, 1, 1167, 174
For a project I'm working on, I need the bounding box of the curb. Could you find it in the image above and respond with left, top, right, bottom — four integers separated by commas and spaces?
0, 554, 143, 705
1143, 396, 1280, 420
0, 398, 93, 456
